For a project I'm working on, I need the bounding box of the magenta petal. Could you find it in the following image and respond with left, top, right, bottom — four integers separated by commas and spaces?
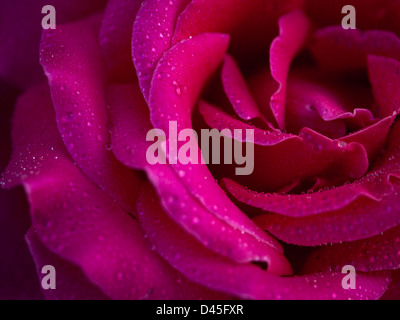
221, 55, 264, 121
310, 27, 400, 72
253, 191, 400, 246
149, 32, 229, 131
199, 100, 294, 145
148, 33, 278, 246
107, 83, 151, 169
0, 0, 107, 89
2, 83, 71, 188
368, 55, 400, 118
249, 121, 400, 245
107, 83, 287, 270
200, 101, 370, 191
223, 118, 394, 218
269, 10, 311, 129
99, 0, 142, 81
2, 84, 226, 300
303, 224, 400, 274
28, 160, 226, 300
40, 15, 139, 213
341, 116, 394, 161
138, 186, 390, 300
285, 84, 347, 139
145, 165, 291, 275
285, 76, 376, 133
224, 177, 375, 218
132, 0, 190, 101
26, 229, 109, 300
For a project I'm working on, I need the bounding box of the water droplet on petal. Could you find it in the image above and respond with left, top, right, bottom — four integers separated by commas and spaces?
63, 112, 75, 121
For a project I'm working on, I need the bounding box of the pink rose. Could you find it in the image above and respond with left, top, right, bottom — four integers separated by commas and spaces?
1, 0, 400, 300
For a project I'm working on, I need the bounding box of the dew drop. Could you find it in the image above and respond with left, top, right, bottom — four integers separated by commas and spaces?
178, 170, 185, 177
63, 112, 75, 121
192, 217, 200, 224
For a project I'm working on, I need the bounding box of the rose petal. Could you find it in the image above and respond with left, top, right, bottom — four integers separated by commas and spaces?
138, 185, 390, 300
146, 164, 291, 275
223, 117, 394, 217
107, 84, 151, 169
40, 15, 139, 213
285, 74, 376, 134
148, 33, 278, 246
107, 83, 289, 273
221, 55, 265, 121
2, 83, 227, 300
303, 224, 400, 273
285, 90, 347, 139
310, 27, 400, 73
368, 55, 400, 118
99, 0, 142, 81
269, 10, 311, 129
132, 0, 190, 101
250, 120, 400, 245
341, 116, 394, 161
26, 229, 109, 300
253, 188, 400, 246
149, 32, 229, 130
247, 68, 283, 124
200, 101, 370, 191
2, 83, 71, 188
28, 158, 226, 300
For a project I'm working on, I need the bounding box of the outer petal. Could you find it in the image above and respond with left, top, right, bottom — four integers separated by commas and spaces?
2, 83, 227, 300
284, 75, 376, 133
137, 186, 390, 300
145, 164, 292, 275
132, 0, 190, 101
40, 14, 139, 214
0, 80, 42, 300
303, 224, 400, 274
99, 0, 142, 81
106, 84, 151, 169
26, 229, 109, 300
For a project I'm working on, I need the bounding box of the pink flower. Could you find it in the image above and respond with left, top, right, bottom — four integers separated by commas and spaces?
1, 0, 400, 299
